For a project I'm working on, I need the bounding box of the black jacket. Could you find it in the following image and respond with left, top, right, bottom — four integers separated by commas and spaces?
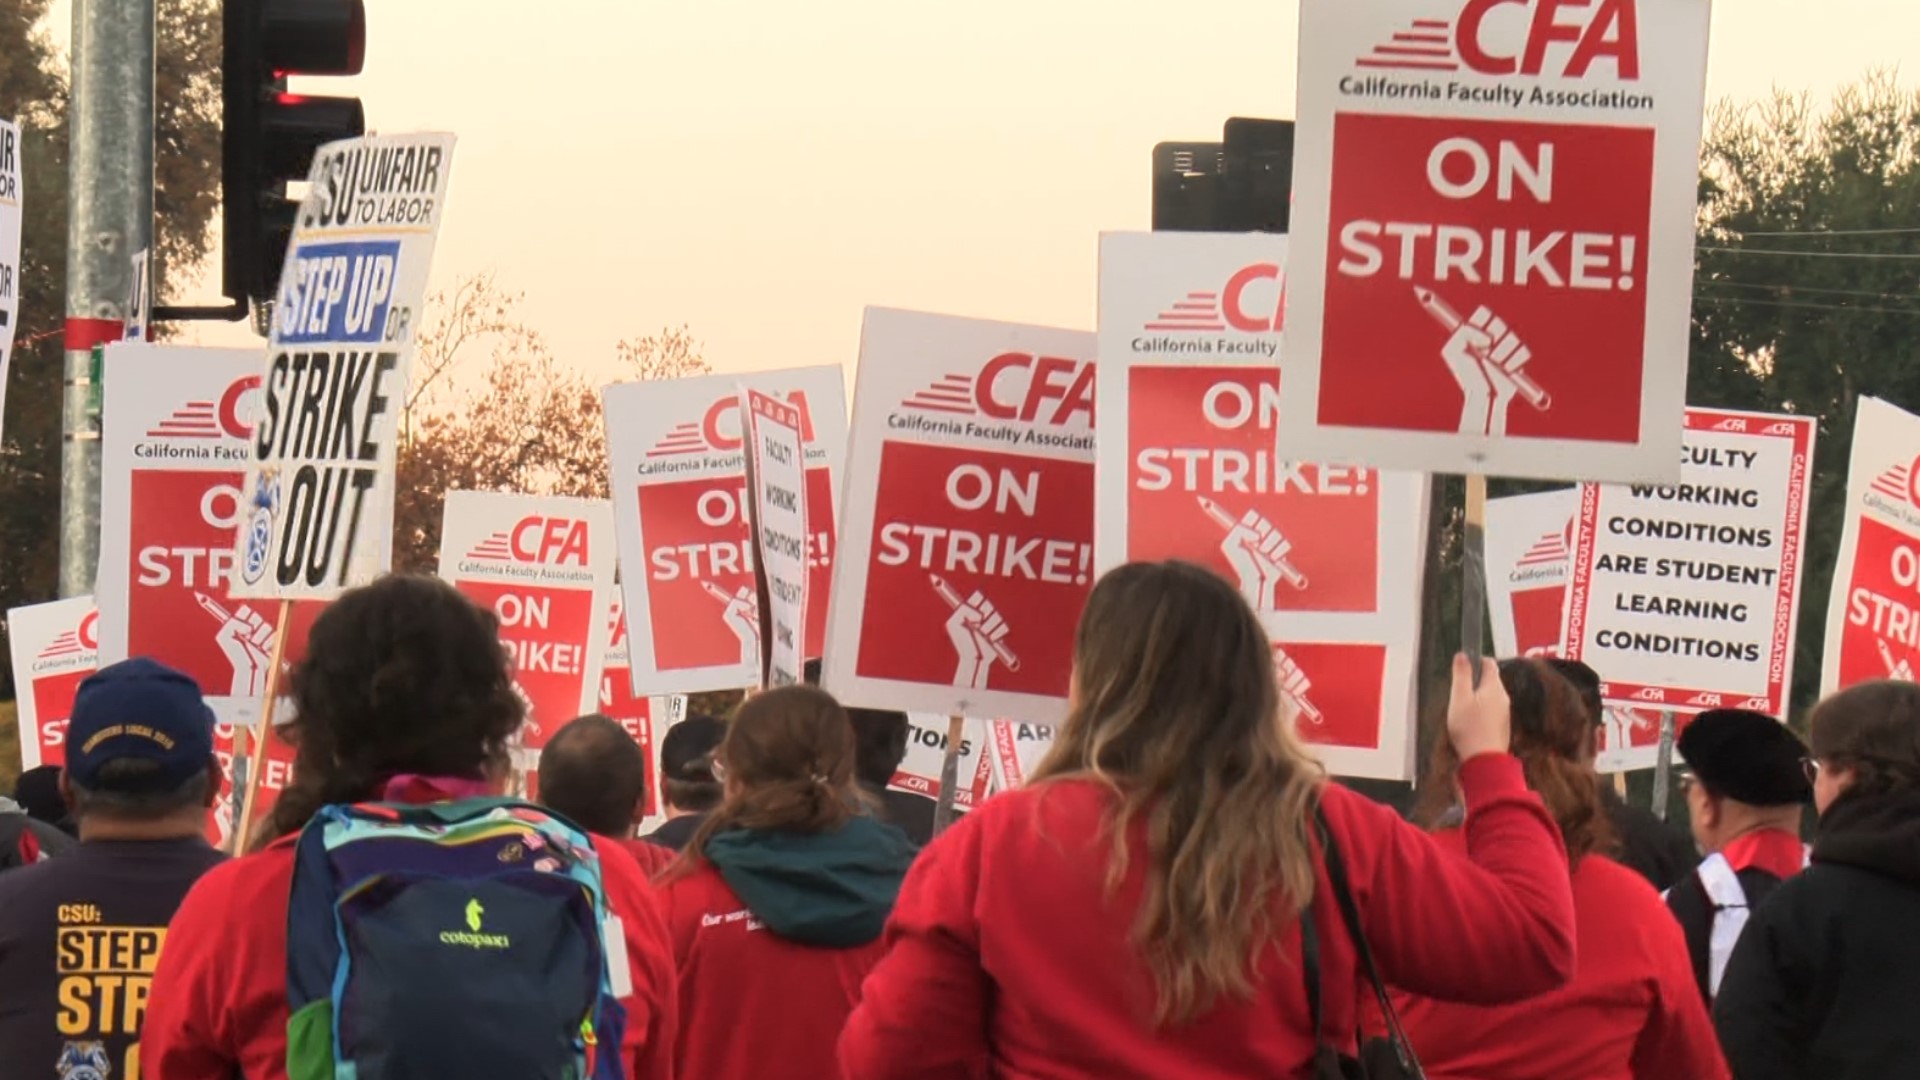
1601, 786, 1698, 892
1714, 789, 1920, 1079
862, 782, 934, 848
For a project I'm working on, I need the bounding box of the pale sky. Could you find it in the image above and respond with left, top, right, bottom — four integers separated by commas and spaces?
49, 0, 1920, 381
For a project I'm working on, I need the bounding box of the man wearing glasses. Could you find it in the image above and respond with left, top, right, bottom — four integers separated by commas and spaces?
1664, 708, 1813, 1005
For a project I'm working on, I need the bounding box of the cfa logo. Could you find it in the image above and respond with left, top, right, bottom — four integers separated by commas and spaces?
1868, 456, 1920, 511
145, 376, 263, 441
1630, 686, 1665, 702
1712, 417, 1749, 433
1689, 693, 1723, 707
647, 390, 819, 457
1738, 697, 1771, 711
607, 599, 629, 651
468, 516, 590, 566
1145, 263, 1285, 334
1361, 0, 1639, 80
901, 354, 1095, 426
36, 611, 99, 660
1762, 422, 1798, 436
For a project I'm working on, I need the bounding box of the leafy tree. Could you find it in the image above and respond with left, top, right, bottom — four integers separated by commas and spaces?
0, 0, 223, 697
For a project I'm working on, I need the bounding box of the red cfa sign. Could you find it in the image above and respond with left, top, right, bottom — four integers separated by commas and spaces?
1824, 398, 1920, 694
439, 492, 617, 755
1096, 233, 1430, 780
5, 598, 99, 770
823, 308, 1095, 723
605, 367, 848, 697
95, 346, 333, 726
1279, 0, 1709, 483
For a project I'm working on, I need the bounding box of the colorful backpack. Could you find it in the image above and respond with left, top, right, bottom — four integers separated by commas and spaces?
285, 797, 628, 1080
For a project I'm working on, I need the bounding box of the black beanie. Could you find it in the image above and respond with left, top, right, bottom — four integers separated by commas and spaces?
1677, 709, 1811, 807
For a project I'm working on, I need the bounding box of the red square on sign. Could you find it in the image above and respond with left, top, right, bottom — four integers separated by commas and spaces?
30, 672, 85, 768
1320, 113, 1653, 443
458, 580, 596, 751
1279, 642, 1386, 750
1127, 366, 1380, 613
1511, 585, 1567, 658
637, 468, 834, 673
856, 441, 1092, 698
1836, 517, 1920, 687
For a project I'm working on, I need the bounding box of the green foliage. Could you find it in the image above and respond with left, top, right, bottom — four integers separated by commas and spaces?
0, 699, 19, 792
0, 0, 222, 698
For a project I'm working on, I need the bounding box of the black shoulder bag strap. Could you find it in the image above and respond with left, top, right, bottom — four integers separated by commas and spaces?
1316, 806, 1426, 1080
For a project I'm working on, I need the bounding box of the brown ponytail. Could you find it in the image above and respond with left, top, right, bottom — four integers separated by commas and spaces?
1418, 657, 1616, 862
661, 685, 861, 882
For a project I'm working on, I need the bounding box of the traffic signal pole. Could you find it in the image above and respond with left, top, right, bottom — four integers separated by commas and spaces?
60, 0, 154, 598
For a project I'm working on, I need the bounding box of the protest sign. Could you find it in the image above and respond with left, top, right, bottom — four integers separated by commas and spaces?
96, 346, 335, 725
1563, 408, 1814, 767
6, 597, 97, 770
823, 308, 1094, 722
741, 389, 810, 688
892, 715, 993, 812
1823, 397, 1920, 692
605, 367, 846, 697
599, 594, 687, 828
234, 133, 455, 599
1097, 233, 1429, 779
210, 722, 295, 848
439, 492, 616, 765
1279, 0, 1709, 482
987, 719, 1057, 792
0, 120, 21, 443
1485, 488, 1578, 658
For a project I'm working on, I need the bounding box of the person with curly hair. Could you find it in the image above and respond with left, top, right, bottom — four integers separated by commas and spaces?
139, 575, 678, 1079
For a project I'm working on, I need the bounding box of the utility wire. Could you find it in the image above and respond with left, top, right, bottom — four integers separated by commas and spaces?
1698, 246, 1920, 260
1699, 280, 1920, 302
1726, 225, 1920, 237
1694, 294, 1920, 317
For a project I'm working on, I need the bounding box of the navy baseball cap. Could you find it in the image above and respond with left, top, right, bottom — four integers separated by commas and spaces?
65, 658, 217, 791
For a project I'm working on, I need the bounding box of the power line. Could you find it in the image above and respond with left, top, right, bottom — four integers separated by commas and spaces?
1726, 225, 1920, 238
1693, 294, 1920, 317
1700, 280, 1920, 302
1698, 246, 1920, 260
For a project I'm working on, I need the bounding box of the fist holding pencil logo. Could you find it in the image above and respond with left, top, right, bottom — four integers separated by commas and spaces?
1417, 285, 1550, 437
1201, 498, 1309, 612
934, 575, 1018, 691
198, 592, 277, 696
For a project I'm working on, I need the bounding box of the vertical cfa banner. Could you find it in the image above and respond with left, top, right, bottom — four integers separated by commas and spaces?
6, 597, 97, 771
604, 367, 847, 697
0, 120, 22, 442
234, 133, 456, 599
96, 345, 332, 726
438, 491, 616, 757
1484, 488, 1578, 657
987, 719, 1058, 792
893, 715, 993, 812
824, 308, 1095, 722
1281, 0, 1708, 482
1822, 397, 1920, 693
741, 389, 810, 688
1097, 233, 1429, 779
1562, 408, 1815, 765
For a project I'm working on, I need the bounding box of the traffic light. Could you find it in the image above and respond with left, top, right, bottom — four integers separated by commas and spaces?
222, 0, 366, 310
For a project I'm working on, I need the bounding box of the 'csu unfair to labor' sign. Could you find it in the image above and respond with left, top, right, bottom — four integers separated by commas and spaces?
234, 133, 455, 601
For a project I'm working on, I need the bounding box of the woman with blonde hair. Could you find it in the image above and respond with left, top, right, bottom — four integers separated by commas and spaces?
839, 560, 1578, 1078
1390, 658, 1727, 1079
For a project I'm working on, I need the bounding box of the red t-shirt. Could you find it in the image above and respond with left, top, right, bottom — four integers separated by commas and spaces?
662, 863, 884, 1080
141, 824, 677, 1080
838, 753, 1577, 1080
1391, 835, 1730, 1080
624, 838, 679, 881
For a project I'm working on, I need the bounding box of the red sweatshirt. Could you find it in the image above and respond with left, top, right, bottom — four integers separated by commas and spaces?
625, 837, 679, 880
1390, 834, 1730, 1080
141, 826, 677, 1079
838, 754, 1576, 1080
661, 864, 885, 1080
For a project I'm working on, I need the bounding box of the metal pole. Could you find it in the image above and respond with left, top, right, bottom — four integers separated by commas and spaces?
61, 0, 154, 598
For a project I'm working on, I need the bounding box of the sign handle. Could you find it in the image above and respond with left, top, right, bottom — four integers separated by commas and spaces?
931, 714, 966, 837
1651, 710, 1677, 821
232, 599, 293, 854
1460, 474, 1489, 685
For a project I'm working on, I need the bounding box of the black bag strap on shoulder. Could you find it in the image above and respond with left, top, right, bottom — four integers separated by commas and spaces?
1315, 805, 1426, 1080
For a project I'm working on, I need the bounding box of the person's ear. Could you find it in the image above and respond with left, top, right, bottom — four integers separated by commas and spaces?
630, 796, 649, 829
205, 758, 224, 808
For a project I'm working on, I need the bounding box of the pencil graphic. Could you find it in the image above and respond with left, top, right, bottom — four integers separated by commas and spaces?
1413, 286, 1550, 410
700, 580, 737, 606
1290, 692, 1324, 725
195, 592, 233, 625
1197, 496, 1308, 589
930, 574, 1020, 671
1879, 637, 1905, 678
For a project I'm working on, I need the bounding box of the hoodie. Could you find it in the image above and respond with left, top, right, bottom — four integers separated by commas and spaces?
1715, 789, 1920, 1080
661, 815, 916, 1080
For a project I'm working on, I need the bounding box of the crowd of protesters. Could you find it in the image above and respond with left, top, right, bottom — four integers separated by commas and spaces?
0, 565, 1914, 1078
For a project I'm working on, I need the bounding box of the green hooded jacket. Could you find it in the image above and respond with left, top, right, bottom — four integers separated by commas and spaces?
703, 815, 918, 948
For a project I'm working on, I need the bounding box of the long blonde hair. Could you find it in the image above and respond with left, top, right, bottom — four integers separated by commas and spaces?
1028, 560, 1325, 1026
